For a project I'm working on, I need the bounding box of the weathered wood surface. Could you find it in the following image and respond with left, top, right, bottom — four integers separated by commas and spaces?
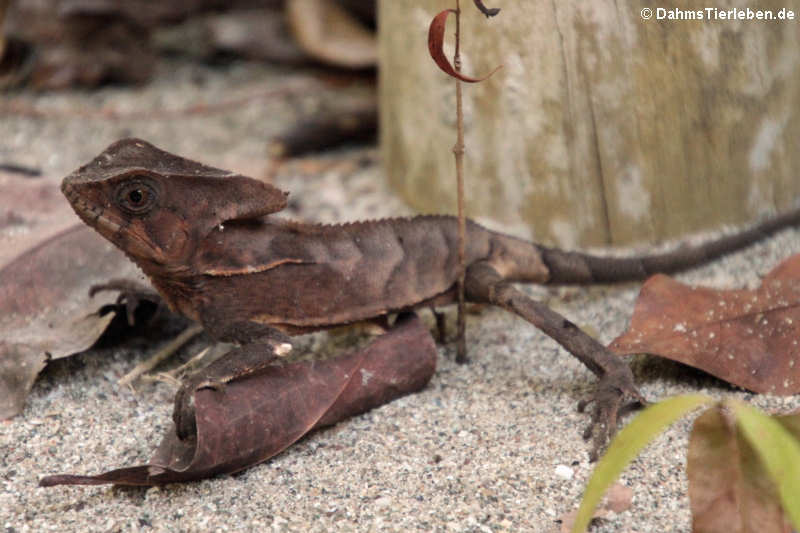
379, 0, 800, 247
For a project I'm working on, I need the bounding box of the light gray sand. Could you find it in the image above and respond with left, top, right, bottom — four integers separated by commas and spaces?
2, 59, 799, 532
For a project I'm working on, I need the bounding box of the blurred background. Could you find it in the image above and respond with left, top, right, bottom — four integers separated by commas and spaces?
2, 0, 800, 247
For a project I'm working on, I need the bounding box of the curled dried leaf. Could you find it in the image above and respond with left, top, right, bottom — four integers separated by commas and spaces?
427, 9, 501, 83
39, 313, 437, 486
286, 0, 376, 69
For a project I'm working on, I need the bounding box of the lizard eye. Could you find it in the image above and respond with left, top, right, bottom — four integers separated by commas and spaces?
116, 180, 157, 215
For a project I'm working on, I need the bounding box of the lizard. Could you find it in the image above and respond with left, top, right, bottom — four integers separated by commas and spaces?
61, 138, 800, 459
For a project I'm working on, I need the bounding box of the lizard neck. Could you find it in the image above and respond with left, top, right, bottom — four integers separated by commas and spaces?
131, 255, 203, 322
147, 271, 203, 322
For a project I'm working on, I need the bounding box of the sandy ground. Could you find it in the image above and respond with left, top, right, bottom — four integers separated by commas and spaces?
2, 58, 800, 532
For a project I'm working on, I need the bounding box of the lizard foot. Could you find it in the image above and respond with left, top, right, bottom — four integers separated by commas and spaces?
577, 368, 646, 462
171, 338, 290, 440
90, 278, 162, 326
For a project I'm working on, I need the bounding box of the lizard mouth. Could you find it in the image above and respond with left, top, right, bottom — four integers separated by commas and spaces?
61, 182, 123, 235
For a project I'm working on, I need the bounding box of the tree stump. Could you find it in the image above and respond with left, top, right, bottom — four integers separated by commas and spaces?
379, 1, 800, 247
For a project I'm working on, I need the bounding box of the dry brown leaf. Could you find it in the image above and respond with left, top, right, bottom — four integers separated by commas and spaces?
610, 254, 800, 394
40, 313, 436, 486
0, 176, 137, 417
427, 9, 501, 83
0, 174, 77, 268
2, 0, 285, 89
0, 224, 147, 418
605, 482, 634, 513
286, 0, 376, 69
153, 8, 308, 65
687, 407, 793, 533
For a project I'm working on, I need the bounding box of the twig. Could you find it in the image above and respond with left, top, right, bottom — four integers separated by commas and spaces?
428, 2, 500, 361
453, 0, 468, 363
118, 323, 204, 387
162, 346, 212, 379
138, 372, 183, 388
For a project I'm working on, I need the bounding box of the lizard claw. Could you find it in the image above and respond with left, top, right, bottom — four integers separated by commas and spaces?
90, 279, 162, 326
577, 370, 646, 462
172, 377, 225, 440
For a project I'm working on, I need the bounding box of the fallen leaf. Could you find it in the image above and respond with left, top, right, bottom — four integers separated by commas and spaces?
610, 254, 800, 394
0, 173, 76, 268
730, 403, 800, 529
604, 482, 633, 513
3, 0, 286, 89
57, 0, 284, 29
152, 8, 309, 65
687, 406, 794, 533
39, 313, 437, 486
427, 9, 501, 83
6, 6, 154, 89
0, 224, 147, 418
286, 0, 376, 69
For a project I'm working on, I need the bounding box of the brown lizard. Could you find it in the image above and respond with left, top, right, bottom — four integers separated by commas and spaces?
61, 138, 800, 459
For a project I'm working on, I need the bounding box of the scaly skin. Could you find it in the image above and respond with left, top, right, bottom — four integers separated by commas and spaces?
62, 138, 800, 459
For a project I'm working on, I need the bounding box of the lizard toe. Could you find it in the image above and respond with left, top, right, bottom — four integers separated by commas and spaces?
89, 279, 163, 326
579, 371, 646, 461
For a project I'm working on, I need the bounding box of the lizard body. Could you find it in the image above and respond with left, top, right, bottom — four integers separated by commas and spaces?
62, 138, 800, 457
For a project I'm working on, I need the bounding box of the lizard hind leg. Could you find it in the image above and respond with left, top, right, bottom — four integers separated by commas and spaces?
463, 261, 645, 460
430, 307, 448, 343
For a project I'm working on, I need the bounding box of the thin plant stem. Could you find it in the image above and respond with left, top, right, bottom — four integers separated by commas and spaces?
453, 0, 468, 363
118, 323, 204, 387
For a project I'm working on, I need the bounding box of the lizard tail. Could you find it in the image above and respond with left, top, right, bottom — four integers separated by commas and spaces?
537, 205, 800, 284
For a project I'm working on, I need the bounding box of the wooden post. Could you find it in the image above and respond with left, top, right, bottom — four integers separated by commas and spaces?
379, 0, 800, 247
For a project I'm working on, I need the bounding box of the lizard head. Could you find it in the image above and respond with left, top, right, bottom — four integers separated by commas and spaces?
61, 138, 289, 269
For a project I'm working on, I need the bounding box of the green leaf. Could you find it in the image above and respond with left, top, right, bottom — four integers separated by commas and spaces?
731, 401, 800, 529
571, 394, 715, 533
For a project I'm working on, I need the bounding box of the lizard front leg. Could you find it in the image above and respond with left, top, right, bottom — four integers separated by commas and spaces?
173, 322, 292, 440
464, 261, 645, 460
89, 278, 162, 325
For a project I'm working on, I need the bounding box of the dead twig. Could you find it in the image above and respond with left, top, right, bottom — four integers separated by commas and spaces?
453, 0, 468, 363
162, 346, 212, 379
118, 323, 204, 387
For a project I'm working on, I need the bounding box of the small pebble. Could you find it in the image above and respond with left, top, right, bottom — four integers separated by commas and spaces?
554, 464, 574, 480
